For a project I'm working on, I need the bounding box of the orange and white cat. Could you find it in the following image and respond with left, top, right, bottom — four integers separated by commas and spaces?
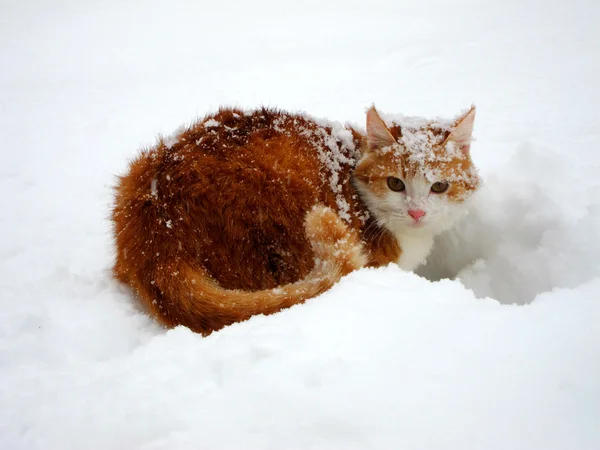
112, 106, 479, 334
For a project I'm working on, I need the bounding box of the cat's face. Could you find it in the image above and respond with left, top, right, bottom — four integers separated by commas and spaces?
353, 106, 480, 237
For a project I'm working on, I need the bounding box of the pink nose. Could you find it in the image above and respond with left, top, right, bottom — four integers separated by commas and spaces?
408, 209, 426, 221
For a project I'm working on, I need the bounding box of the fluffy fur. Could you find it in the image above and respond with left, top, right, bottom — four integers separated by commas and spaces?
112, 106, 480, 334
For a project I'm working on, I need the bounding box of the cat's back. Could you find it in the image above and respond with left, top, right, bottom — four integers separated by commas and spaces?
162, 107, 360, 178
114, 107, 367, 291
123, 108, 360, 198
131, 108, 366, 222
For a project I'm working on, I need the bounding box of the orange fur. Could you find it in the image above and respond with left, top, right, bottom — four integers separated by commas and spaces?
112, 106, 479, 334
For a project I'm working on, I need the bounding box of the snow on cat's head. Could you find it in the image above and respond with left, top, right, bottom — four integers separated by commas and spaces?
353, 106, 480, 236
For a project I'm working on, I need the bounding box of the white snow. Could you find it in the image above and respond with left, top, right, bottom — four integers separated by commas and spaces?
162, 135, 179, 150
1, 0, 599, 449
203, 119, 221, 128
296, 117, 358, 223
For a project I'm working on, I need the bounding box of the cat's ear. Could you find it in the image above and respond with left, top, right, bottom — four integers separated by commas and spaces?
446, 106, 476, 154
366, 106, 396, 151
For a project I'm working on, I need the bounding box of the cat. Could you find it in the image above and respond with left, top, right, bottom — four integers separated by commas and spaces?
112, 106, 480, 335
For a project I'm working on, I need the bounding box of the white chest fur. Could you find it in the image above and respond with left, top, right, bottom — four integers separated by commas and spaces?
395, 234, 435, 271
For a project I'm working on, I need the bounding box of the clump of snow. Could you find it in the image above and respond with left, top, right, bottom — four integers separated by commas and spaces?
381, 110, 455, 153
311, 115, 358, 157
380, 110, 456, 131
380, 109, 465, 156
160, 124, 188, 150
297, 117, 357, 222
443, 139, 464, 158
162, 135, 178, 149
203, 119, 220, 128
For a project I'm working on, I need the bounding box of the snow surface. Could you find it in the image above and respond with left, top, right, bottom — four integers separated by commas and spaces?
1, 0, 599, 449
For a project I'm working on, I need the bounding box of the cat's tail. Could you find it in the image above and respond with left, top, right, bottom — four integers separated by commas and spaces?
143, 205, 367, 335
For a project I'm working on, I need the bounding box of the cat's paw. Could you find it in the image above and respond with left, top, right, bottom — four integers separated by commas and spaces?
305, 205, 367, 275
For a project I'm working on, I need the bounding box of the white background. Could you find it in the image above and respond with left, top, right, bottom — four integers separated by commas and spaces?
1, 0, 599, 448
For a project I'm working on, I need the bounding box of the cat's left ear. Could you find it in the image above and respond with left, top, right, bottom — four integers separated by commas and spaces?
446, 106, 476, 154
366, 106, 396, 151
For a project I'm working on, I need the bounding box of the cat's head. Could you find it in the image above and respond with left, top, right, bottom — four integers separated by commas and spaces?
353, 106, 481, 237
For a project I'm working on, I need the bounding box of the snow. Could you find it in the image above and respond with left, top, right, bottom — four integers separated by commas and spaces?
162, 135, 179, 150
203, 119, 220, 128
1, 0, 599, 449
301, 123, 357, 223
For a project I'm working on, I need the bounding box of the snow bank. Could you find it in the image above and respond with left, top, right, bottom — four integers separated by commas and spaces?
2, 266, 599, 450
421, 142, 600, 304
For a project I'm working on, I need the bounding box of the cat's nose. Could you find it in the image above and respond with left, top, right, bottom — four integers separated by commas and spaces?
408, 209, 426, 221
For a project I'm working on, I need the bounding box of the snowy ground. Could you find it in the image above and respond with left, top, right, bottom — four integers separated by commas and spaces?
1, 0, 599, 449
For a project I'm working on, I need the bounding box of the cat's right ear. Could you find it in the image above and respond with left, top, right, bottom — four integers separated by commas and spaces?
366, 106, 396, 151
446, 106, 476, 155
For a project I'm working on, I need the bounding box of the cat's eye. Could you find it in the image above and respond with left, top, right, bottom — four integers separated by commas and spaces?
431, 181, 449, 193
387, 177, 405, 192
